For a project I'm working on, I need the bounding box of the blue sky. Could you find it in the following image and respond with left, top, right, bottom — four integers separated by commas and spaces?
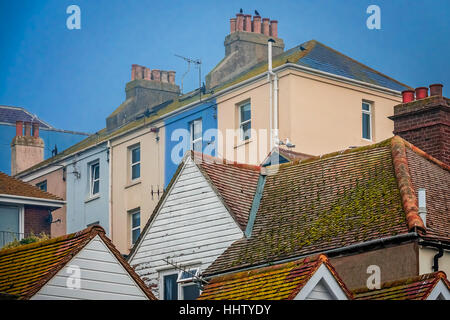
0, 0, 449, 133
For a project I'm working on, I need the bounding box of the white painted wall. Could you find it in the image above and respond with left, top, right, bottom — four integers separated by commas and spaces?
32, 235, 149, 300
419, 246, 450, 276
129, 158, 244, 299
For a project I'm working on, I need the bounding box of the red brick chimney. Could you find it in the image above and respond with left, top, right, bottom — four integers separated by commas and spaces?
11, 121, 44, 175
390, 84, 449, 165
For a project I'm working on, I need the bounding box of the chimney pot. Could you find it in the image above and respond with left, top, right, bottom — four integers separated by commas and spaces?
401, 90, 415, 103
262, 18, 270, 36
270, 20, 278, 38
252, 16, 261, 34
230, 18, 236, 33
32, 122, 40, 138
429, 83, 443, 97
244, 14, 252, 32
152, 69, 161, 81
168, 71, 176, 84
160, 71, 169, 83
15, 121, 23, 137
236, 14, 244, 31
144, 67, 151, 80
24, 122, 32, 136
415, 87, 428, 100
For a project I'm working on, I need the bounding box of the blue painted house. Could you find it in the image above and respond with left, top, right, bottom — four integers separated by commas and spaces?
164, 99, 218, 186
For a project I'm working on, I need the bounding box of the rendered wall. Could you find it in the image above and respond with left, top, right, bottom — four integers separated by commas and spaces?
65, 144, 110, 235
110, 125, 165, 254
217, 69, 402, 164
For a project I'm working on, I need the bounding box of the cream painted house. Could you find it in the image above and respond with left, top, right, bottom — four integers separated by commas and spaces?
214, 40, 408, 165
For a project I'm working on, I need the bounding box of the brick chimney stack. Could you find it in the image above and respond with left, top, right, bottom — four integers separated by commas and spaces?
11, 121, 44, 175
206, 12, 285, 90
390, 84, 449, 165
106, 64, 180, 132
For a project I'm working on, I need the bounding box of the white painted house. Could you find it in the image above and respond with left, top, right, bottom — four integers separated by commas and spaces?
128, 152, 261, 300
0, 225, 156, 300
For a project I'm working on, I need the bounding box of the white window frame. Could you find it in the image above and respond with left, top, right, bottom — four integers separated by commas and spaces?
239, 101, 251, 141
0, 204, 25, 240
159, 267, 201, 300
130, 209, 140, 246
190, 119, 203, 152
130, 145, 141, 181
89, 162, 100, 197
362, 101, 373, 141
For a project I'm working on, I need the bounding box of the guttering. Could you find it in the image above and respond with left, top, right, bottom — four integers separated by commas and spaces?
204, 232, 418, 279
418, 240, 450, 272
0, 194, 66, 209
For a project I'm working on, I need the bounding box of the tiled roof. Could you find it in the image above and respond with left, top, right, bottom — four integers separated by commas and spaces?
353, 272, 450, 300
205, 137, 449, 275
194, 152, 261, 230
198, 254, 352, 300
0, 106, 51, 128
296, 41, 410, 92
0, 171, 62, 201
0, 226, 156, 300
262, 147, 313, 166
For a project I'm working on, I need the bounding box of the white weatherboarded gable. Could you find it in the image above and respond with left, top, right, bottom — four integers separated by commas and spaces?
129, 158, 244, 299
294, 264, 349, 300
427, 280, 450, 300
32, 235, 149, 300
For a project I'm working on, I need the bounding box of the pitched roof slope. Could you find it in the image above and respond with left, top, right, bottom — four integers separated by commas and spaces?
296, 41, 410, 92
194, 152, 261, 229
198, 254, 352, 300
0, 171, 62, 201
353, 272, 450, 300
0, 226, 156, 300
205, 137, 447, 275
0, 106, 51, 128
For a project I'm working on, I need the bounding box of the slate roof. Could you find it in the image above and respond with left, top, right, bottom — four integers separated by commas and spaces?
205, 137, 449, 275
194, 152, 261, 229
0, 106, 51, 128
198, 254, 352, 300
353, 272, 450, 300
296, 41, 410, 92
0, 226, 156, 300
0, 171, 63, 201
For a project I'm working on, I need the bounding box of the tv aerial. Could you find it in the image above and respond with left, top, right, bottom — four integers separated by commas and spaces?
174, 54, 202, 98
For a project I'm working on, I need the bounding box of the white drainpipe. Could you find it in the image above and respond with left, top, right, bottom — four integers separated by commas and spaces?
268, 39, 279, 149
418, 188, 427, 227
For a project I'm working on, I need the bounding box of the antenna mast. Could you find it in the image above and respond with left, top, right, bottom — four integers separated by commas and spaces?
174, 54, 202, 98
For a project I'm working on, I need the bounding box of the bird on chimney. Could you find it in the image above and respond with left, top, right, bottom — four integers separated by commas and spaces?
240, 8, 243, 13
255, 10, 260, 16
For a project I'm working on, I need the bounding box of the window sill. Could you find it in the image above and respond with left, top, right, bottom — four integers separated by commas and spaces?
125, 180, 141, 189
85, 194, 100, 203
361, 138, 373, 143
234, 139, 253, 149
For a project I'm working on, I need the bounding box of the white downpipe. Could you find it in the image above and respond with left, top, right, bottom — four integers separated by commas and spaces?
107, 140, 112, 239
268, 39, 279, 149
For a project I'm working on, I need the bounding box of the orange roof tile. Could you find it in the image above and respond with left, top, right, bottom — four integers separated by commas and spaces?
353, 271, 450, 300
0, 226, 156, 300
0, 171, 62, 201
205, 136, 449, 276
198, 254, 352, 300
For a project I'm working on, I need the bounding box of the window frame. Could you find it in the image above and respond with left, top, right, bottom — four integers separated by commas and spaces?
362, 101, 373, 141
89, 162, 100, 197
190, 119, 203, 153
130, 209, 141, 246
130, 145, 141, 181
36, 180, 47, 192
238, 101, 251, 141
159, 268, 201, 300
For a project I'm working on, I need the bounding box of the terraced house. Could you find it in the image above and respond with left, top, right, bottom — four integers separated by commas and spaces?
11, 11, 426, 256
